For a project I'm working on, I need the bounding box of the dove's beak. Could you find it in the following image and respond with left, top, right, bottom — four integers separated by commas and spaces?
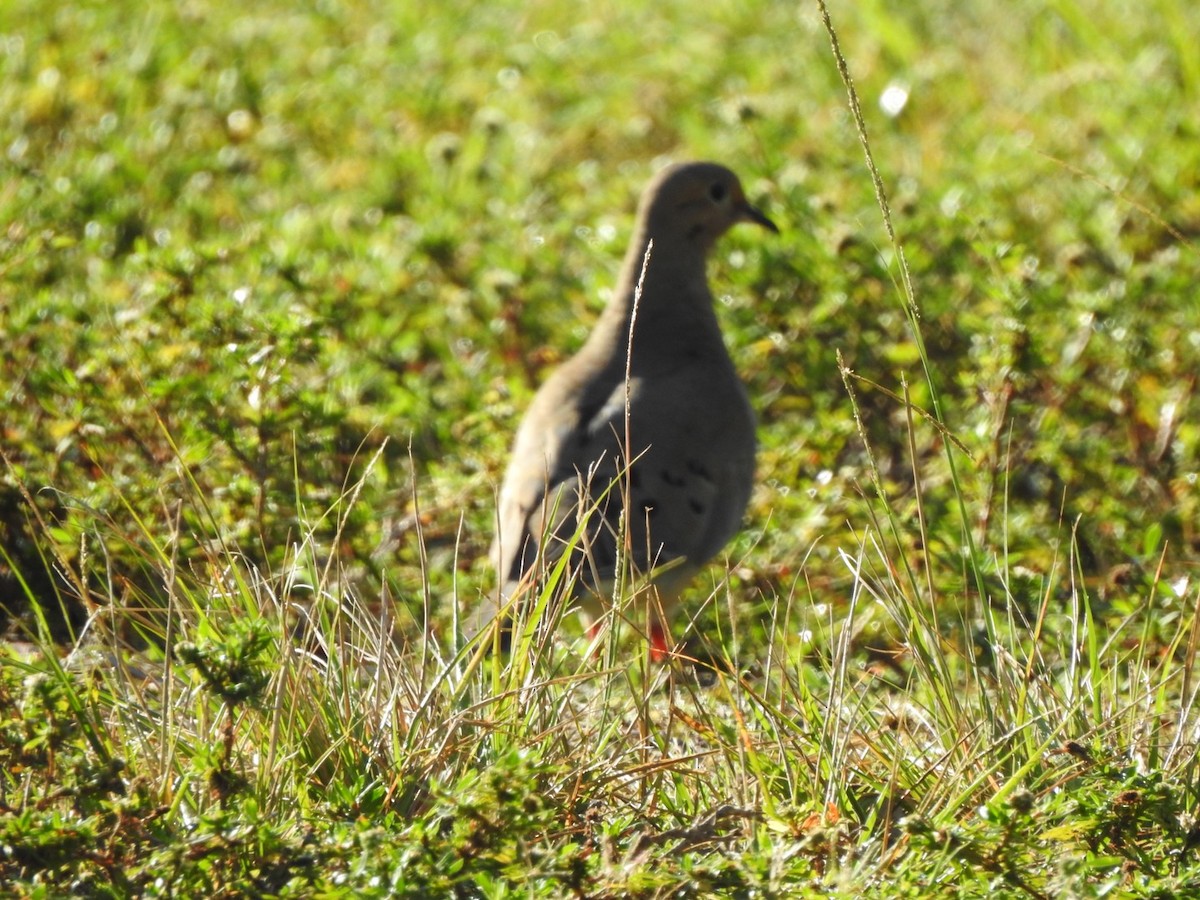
739, 202, 779, 233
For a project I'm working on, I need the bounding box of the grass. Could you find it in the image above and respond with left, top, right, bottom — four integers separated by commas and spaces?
3, 0, 1200, 895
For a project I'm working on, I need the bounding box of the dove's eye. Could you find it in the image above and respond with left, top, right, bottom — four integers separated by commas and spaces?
708, 182, 728, 203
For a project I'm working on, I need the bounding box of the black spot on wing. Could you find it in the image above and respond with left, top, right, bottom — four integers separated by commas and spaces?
590, 544, 616, 568
661, 468, 685, 487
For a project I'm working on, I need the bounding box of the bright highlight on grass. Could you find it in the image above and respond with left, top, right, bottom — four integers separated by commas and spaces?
879, 82, 910, 118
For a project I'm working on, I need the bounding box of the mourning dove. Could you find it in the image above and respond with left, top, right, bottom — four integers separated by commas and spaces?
474, 161, 777, 658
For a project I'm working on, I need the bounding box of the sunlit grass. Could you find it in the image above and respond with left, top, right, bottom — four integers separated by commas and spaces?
3, 0, 1200, 894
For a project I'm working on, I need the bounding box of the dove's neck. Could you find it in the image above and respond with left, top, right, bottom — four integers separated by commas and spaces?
595, 227, 721, 356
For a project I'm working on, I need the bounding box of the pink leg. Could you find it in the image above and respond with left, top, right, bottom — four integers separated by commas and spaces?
586, 621, 605, 658
649, 622, 672, 663
587, 620, 674, 662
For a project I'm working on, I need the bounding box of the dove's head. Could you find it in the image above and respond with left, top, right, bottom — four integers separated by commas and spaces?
639, 161, 778, 252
